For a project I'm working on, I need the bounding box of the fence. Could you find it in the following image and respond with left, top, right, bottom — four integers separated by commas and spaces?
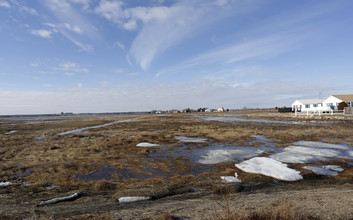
345, 107, 353, 115
294, 109, 345, 117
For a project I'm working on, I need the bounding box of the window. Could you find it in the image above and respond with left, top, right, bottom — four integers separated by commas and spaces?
305, 104, 310, 108
313, 104, 318, 107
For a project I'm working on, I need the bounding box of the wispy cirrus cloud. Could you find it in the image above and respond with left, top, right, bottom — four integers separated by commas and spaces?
53, 61, 89, 73
0, 1, 10, 8
94, 0, 170, 31
31, 29, 53, 38
40, 0, 99, 52
126, 0, 237, 70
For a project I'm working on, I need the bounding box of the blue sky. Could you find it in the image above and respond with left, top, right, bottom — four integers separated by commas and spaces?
1, 0, 353, 114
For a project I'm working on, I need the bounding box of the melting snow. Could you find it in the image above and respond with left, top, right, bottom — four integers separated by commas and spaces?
235, 157, 303, 181
270, 146, 339, 163
0, 182, 13, 188
292, 141, 348, 150
136, 142, 160, 147
4, 130, 17, 135
270, 141, 351, 163
221, 173, 241, 183
174, 136, 207, 143
303, 165, 344, 176
118, 196, 151, 203
199, 149, 264, 164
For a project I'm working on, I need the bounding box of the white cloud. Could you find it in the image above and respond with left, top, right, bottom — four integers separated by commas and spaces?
77, 82, 83, 88
31, 29, 52, 38
65, 72, 75, 76
94, 0, 170, 31
127, 0, 234, 70
0, 1, 10, 8
114, 41, 125, 50
41, 0, 99, 52
113, 68, 124, 73
54, 62, 89, 73
19, 5, 39, 16
63, 23, 83, 34
30, 62, 39, 67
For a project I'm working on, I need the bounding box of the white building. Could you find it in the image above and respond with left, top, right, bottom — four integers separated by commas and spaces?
217, 107, 224, 112
291, 99, 325, 112
323, 95, 353, 110
292, 94, 353, 112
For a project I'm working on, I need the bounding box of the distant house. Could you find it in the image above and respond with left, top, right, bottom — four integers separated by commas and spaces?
292, 94, 353, 112
291, 99, 325, 112
323, 95, 353, 110
217, 107, 224, 112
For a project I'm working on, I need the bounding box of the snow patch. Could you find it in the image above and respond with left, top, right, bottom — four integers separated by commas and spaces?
303, 165, 344, 176
235, 157, 303, 181
293, 141, 348, 150
270, 146, 339, 163
0, 182, 13, 188
270, 141, 352, 163
118, 196, 151, 203
221, 173, 241, 183
174, 136, 207, 143
136, 142, 160, 147
4, 130, 17, 135
199, 149, 264, 164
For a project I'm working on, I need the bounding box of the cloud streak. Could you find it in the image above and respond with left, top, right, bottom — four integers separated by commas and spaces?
40, 0, 99, 52
127, 0, 236, 70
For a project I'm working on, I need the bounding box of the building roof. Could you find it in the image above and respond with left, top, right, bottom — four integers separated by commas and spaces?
332, 94, 353, 101
293, 99, 324, 105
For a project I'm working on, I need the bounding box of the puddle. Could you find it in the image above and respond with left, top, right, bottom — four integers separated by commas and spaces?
270, 141, 353, 163
57, 117, 141, 135
148, 142, 277, 165
75, 165, 117, 181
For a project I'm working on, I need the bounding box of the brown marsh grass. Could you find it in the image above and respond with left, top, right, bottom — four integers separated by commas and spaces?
1, 111, 353, 218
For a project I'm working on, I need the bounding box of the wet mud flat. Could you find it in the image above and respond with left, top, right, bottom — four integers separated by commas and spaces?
1, 111, 353, 219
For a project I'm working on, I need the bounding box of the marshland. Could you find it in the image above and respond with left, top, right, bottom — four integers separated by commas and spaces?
1, 110, 353, 219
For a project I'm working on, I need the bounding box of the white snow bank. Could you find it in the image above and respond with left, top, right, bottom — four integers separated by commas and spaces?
118, 196, 151, 203
136, 142, 160, 147
0, 182, 13, 188
4, 130, 17, 135
303, 165, 344, 176
270, 146, 339, 163
221, 173, 241, 183
199, 149, 264, 164
235, 157, 302, 181
174, 136, 207, 143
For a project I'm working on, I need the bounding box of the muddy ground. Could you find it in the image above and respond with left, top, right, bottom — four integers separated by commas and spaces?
1, 110, 353, 219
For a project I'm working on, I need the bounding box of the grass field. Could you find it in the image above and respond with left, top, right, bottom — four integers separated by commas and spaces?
1, 110, 353, 219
